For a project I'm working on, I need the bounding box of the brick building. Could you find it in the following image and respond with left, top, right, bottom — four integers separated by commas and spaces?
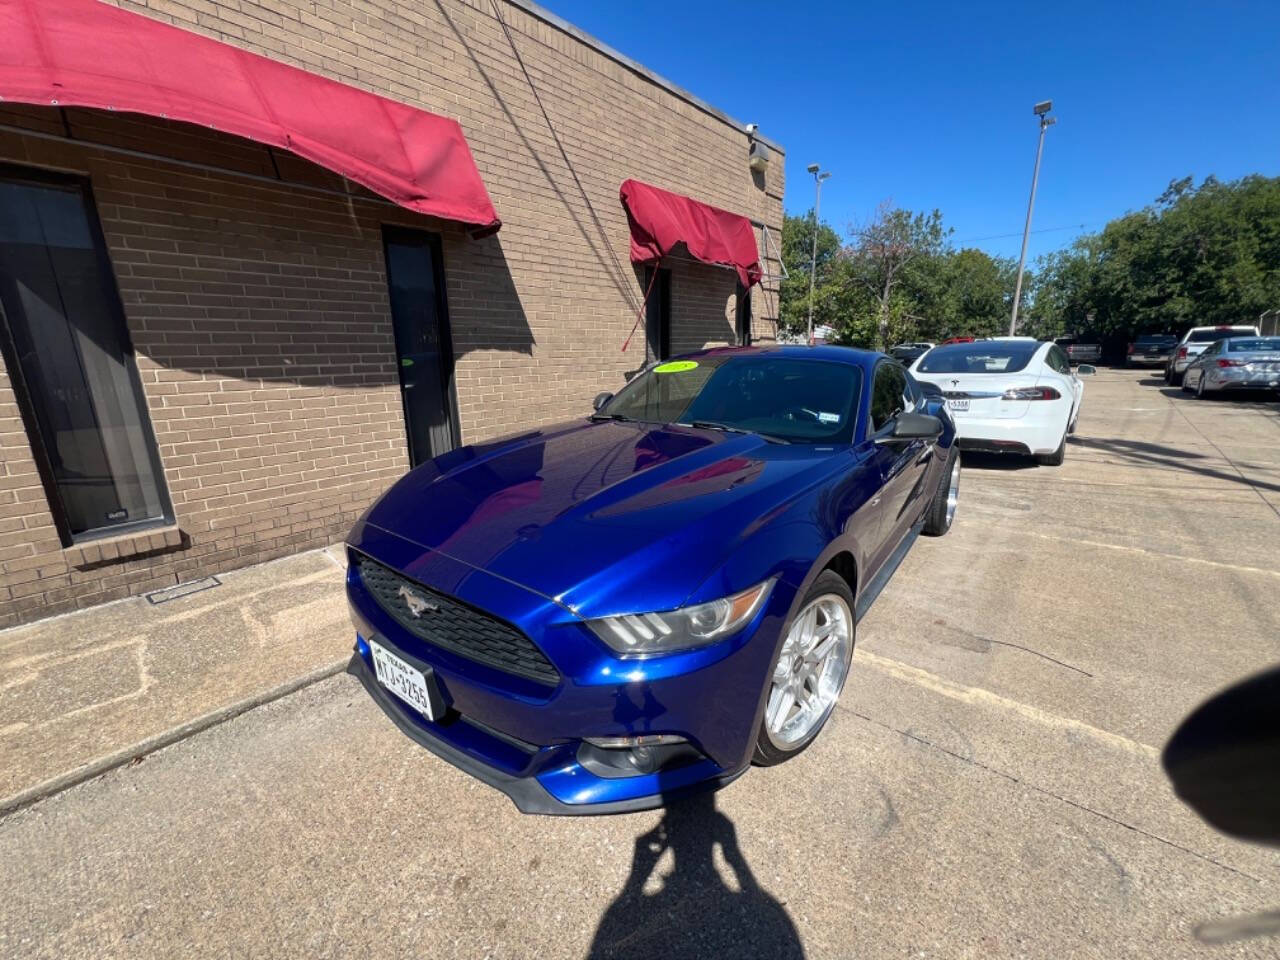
0, 0, 785, 627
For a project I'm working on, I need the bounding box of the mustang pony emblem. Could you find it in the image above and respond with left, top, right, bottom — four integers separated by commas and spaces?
397, 584, 438, 617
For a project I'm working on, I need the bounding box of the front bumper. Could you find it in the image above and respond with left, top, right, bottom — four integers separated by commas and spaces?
347, 650, 746, 814
344, 524, 791, 814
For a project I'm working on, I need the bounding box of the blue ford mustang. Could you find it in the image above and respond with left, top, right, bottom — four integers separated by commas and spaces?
345, 345, 959, 814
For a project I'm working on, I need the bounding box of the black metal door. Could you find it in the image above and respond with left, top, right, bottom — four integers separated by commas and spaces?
382, 227, 458, 467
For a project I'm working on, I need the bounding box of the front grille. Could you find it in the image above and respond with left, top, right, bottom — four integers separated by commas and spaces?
352, 552, 560, 686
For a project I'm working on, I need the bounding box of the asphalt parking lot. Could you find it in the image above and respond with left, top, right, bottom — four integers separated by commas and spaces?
1, 369, 1277, 960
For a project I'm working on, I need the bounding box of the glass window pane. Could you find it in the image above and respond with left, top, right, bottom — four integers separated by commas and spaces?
0, 173, 169, 541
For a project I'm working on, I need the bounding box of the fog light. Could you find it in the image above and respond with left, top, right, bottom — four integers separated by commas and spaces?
584, 734, 687, 749
577, 735, 698, 778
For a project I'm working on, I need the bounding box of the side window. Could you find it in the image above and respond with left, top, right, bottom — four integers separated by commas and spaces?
1048, 346, 1069, 372
870, 363, 907, 433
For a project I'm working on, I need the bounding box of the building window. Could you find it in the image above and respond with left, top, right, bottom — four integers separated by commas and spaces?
0, 167, 172, 545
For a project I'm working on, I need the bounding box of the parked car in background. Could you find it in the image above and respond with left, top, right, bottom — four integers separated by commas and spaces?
345, 345, 960, 814
1127, 334, 1177, 367
889, 341, 934, 364
1165, 325, 1262, 385
1181, 336, 1280, 398
910, 339, 1083, 466
940, 336, 976, 345
1054, 335, 1103, 365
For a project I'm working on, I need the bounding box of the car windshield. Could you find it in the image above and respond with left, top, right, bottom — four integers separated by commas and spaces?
1189, 328, 1254, 342
916, 341, 1040, 374
1228, 337, 1280, 352
599, 355, 863, 444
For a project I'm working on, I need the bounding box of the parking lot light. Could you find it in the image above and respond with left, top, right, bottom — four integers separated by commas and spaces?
1010, 101, 1056, 336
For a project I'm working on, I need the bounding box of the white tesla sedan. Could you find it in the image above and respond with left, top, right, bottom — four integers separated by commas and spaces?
909, 338, 1084, 465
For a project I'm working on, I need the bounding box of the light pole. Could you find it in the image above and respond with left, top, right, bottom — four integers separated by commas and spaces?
1009, 100, 1056, 336
806, 163, 831, 344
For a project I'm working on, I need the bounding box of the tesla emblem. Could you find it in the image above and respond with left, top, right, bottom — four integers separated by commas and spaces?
950, 379, 960, 387
397, 585, 438, 617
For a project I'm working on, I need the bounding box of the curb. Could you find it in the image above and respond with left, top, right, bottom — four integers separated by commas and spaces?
0, 658, 349, 820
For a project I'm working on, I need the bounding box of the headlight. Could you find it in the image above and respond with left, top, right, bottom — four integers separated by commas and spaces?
586, 579, 774, 657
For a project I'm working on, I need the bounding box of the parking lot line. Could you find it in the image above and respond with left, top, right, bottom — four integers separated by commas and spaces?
855, 649, 1159, 758
1014, 529, 1280, 579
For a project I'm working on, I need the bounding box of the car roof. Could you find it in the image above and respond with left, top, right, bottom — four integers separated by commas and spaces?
675, 343, 881, 368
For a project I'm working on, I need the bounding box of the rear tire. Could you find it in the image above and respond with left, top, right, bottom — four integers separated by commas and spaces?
753, 571, 855, 767
1170, 368, 1184, 387
1036, 430, 1066, 467
922, 446, 959, 536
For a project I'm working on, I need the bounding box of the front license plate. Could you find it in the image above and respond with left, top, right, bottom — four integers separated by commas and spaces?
947, 398, 970, 412
370, 639, 437, 720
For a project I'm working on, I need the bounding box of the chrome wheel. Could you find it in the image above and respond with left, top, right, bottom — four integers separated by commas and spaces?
944, 455, 961, 528
765, 594, 852, 749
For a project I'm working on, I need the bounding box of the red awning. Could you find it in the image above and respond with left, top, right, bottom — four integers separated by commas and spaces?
0, 0, 501, 236
620, 179, 761, 287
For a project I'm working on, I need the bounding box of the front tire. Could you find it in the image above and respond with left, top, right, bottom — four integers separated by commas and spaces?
1195, 374, 1209, 399
922, 445, 960, 536
753, 571, 854, 766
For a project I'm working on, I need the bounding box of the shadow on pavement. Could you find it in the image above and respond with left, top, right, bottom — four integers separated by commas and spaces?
958, 450, 1039, 471
1068, 436, 1280, 493
588, 789, 804, 960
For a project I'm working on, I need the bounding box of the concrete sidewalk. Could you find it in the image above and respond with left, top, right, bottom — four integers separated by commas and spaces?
0, 546, 353, 813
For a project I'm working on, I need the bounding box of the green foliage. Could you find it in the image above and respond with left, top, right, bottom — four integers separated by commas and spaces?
1032, 174, 1280, 339
779, 173, 1280, 350
778, 204, 1018, 348
778, 211, 843, 338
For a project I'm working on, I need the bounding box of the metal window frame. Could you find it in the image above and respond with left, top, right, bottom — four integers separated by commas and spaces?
0, 162, 174, 546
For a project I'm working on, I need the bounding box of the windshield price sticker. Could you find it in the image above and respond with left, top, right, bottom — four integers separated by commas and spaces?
654, 360, 699, 374
817, 412, 840, 424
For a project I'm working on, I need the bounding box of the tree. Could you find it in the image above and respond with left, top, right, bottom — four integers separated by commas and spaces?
778, 210, 842, 338
846, 204, 950, 349
1033, 174, 1280, 346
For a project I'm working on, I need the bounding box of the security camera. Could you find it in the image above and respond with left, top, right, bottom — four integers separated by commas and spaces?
745, 123, 758, 136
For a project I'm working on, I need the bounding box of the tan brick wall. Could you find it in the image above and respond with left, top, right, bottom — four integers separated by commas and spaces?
0, 0, 784, 626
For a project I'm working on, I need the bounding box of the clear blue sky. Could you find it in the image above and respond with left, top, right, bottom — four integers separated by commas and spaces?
541, 0, 1280, 264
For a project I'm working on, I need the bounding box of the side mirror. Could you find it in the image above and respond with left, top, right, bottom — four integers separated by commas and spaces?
1163, 665, 1280, 846
592, 392, 613, 412
1076, 364, 1097, 376
876, 411, 944, 444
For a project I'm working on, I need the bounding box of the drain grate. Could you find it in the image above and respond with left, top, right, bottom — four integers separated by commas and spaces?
145, 576, 221, 605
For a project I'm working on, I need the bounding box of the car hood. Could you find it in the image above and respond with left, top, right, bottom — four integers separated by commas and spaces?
360, 419, 843, 617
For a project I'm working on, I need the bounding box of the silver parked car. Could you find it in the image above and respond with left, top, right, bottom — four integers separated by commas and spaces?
1165, 325, 1260, 385
1182, 336, 1280, 398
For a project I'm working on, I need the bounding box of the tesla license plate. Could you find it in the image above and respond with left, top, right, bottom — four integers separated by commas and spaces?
370, 639, 437, 720
947, 398, 970, 412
